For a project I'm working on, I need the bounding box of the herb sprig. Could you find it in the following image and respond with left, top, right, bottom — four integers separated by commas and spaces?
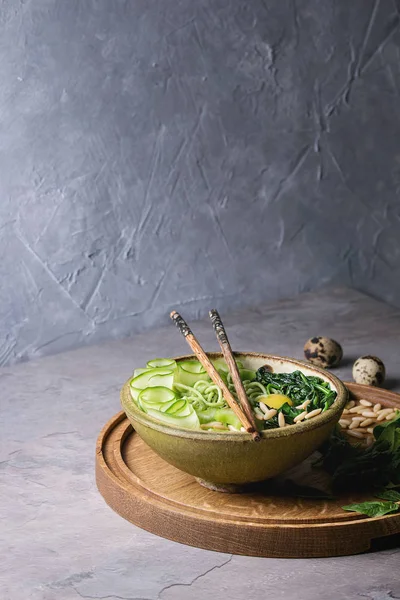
342, 500, 399, 518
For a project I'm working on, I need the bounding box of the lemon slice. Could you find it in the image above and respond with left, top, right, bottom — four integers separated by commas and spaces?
258, 394, 293, 409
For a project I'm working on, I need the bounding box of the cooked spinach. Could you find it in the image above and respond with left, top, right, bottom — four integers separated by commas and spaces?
342, 501, 399, 518
256, 368, 337, 412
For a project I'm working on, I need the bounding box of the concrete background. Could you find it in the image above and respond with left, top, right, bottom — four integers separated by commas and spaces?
1, 0, 400, 365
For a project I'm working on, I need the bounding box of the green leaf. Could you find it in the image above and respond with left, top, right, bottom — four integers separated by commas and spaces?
318, 428, 397, 492
374, 412, 400, 451
342, 501, 400, 518
375, 489, 400, 502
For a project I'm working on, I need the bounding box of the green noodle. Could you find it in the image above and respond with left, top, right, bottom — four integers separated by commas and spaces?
174, 376, 267, 412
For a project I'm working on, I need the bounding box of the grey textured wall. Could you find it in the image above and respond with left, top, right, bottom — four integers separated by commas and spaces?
1, 0, 400, 365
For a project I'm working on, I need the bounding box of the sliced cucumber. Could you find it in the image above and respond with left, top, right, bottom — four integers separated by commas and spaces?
146, 358, 177, 370
212, 358, 229, 372
238, 368, 256, 381
197, 408, 242, 430
138, 386, 176, 412
146, 404, 200, 429
212, 358, 244, 372
176, 360, 210, 386
133, 367, 149, 377
162, 399, 191, 415
130, 369, 174, 401
139, 386, 176, 404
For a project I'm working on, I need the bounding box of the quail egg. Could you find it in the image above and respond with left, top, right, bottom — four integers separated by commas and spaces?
304, 336, 343, 368
352, 356, 385, 387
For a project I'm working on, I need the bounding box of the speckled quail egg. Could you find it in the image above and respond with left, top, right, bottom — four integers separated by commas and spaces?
304, 336, 343, 368
352, 356, 385, 387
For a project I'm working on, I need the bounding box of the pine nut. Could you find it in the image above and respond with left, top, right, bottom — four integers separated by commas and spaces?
305, 408, 322, 420
366, 436, 374, 446
386, 412, 396, 420
201, 422, 227, 430
297, 399, 311, 410
349, 406, 365, 413
339, 419, 351, 427
294, 411, 308, 423
347, 430, 364, 438
376, 409, 393, 421
259, 401, 269, 414
360, 399, 373, 407
345, 400, 356, 409
360, 418, 375, 427
342, 409, 352, 416
361, 411, 376, 418
351, 417, 365, 423
349, 420, 362, 430
263, 409, 277, 420
373, 403, 382, 413
367, 427, 375, 434
278, 412, 286, 428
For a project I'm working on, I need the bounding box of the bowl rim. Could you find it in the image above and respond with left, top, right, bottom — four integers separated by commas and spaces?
121, 351, 348, 441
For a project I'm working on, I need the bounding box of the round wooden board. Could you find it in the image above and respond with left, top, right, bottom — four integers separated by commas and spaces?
96, 383, 400, 558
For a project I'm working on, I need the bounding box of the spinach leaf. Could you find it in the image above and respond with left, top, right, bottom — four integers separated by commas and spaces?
374, 412, 400, 451
317, 427, 398, 492
375, 489, 400, 502
256, 368, 337, 411
280, 402, 300, 424
342, 501, 399, 518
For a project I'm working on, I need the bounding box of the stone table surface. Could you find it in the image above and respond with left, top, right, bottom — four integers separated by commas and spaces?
2, 286, 400, 600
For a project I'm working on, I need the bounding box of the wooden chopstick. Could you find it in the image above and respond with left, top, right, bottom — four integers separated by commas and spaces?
209, 309, 258, 434
170, 311, 260, 441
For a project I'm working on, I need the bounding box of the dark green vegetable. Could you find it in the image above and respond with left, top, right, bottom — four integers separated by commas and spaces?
375, 489, 400, 502
374, 413, 400, 452
342, 501, 399, 518
262, 402, 302, 427
319, 413, 400, 492
256, 368, 337, 413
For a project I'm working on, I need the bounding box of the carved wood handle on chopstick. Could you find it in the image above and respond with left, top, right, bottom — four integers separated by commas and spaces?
170, 310, 260, 441
209, 309, 258, 434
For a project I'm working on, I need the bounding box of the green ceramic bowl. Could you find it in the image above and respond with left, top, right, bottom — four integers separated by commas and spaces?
121, 352, 348, 491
